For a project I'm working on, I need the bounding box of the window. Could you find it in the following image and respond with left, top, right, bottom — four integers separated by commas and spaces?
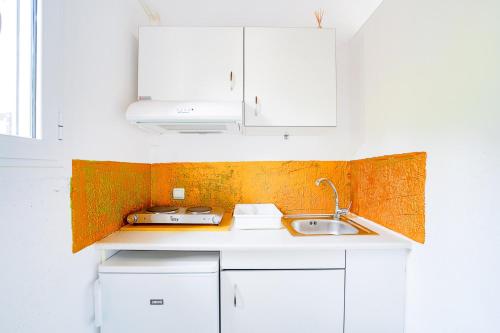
0, 0, 39, 138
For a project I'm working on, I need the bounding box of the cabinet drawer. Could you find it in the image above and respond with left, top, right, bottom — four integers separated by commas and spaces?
221, 250, 345, 269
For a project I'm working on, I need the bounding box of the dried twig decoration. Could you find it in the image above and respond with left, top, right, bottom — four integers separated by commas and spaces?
138, 0, 161, 25
314, 9, 325, 29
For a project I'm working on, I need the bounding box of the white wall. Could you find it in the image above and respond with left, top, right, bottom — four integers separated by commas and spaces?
349, 0, 500, 331
148, 0, 382, 43
0, 169, 99, 333
1, 1, 152, 332
63, 0, 150, 163
0, 1, 101, 332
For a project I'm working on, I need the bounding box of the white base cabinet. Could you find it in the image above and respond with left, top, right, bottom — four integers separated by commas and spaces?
96, 249, 409, 333
345, 249, 408, 333
221, 269, 345, 333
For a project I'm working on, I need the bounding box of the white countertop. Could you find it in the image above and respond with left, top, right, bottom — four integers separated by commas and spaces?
96, 214, 413, 251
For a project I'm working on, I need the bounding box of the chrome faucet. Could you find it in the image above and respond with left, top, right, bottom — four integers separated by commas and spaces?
315, 178, 347, 219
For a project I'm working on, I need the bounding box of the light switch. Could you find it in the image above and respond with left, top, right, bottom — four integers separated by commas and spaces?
173, 188, 185, 200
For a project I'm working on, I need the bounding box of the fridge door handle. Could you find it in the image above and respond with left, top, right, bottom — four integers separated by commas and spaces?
94, 279, 102, 327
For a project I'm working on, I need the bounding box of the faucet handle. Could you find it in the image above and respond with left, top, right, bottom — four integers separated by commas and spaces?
337, 201, 352, 216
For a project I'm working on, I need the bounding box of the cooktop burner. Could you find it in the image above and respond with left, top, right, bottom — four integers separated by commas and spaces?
127, 206, 224, 225
186, 206, 212, 214
147, 206, 179, 213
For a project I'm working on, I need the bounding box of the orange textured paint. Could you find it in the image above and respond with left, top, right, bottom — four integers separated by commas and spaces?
350, 152, 427, 243
71, 160, 151, 252
151, 161, 351, 215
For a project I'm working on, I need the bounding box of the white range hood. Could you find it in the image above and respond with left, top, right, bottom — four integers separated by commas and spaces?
126, 101, 242, 134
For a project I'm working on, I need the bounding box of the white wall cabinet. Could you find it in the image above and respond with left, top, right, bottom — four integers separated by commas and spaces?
221, 269, 344, 333
244, 28, 337, 128
136, 27, 336, 134
138, 27, 243, 102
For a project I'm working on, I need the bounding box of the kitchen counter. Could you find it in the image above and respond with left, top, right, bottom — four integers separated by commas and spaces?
96, 214, 412, 251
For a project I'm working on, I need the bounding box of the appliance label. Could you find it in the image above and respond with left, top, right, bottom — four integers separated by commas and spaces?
150, 299, 164, 305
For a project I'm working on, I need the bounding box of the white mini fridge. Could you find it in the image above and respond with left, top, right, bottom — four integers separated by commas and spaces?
95, 251, 219, 333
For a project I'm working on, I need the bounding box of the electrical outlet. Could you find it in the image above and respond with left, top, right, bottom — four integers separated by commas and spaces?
173, 188, 185, 200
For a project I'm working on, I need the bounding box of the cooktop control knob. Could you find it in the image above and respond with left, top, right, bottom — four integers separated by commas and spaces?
127, 214, 138, 224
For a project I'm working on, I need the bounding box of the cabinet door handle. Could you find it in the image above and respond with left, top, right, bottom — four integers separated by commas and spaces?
94, 279, 102, 327
229, 71, 234, 91
254, 96, 261, 116
233, 284, 238, 307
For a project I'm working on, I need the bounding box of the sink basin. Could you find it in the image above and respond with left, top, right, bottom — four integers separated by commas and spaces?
291, 219, 359, 235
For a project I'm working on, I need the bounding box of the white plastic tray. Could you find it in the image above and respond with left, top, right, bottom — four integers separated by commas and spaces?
233, 204, 283, 230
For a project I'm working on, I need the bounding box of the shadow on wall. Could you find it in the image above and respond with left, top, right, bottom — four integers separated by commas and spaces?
70, 152, 426, 252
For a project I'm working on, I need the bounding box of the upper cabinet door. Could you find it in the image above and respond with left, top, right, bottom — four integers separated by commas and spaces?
138, 27, 243, 102
244, 28, 336, 127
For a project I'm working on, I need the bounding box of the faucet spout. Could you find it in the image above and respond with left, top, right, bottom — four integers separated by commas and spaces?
315, 178, 340, 219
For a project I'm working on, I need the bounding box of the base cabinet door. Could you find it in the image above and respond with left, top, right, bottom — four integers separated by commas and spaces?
344, 250, 408, 333
221, 269, 344, 333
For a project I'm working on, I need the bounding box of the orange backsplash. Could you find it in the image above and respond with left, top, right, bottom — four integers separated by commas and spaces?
350, 152, 427, 243
71, 153, 426, 252
71, 160, 151, 252
151, 161, 351, 215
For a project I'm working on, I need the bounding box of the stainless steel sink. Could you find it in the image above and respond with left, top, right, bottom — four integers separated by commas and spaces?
291, 219, 359, 235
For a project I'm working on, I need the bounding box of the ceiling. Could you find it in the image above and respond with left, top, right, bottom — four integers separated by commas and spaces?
141, 0, 383, 43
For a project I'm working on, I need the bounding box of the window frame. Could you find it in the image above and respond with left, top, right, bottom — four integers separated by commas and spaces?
29, 0, 39, 139
0, 0, 64, 167
0, 0, 39, 139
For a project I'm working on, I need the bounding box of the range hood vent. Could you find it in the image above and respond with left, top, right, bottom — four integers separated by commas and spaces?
126, 101, 242, 135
